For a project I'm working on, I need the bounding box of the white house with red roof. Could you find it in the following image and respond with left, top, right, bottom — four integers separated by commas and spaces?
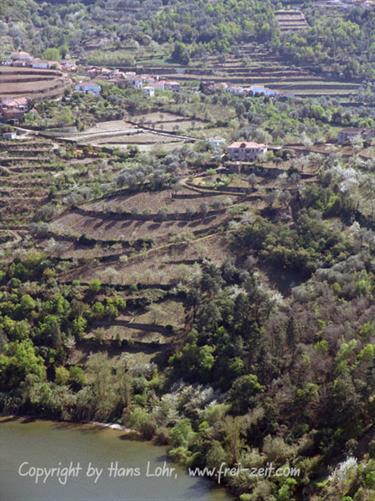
227, 141, 268, 161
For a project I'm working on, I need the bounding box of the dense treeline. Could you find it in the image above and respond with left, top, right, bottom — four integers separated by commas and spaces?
277, 7, 375, 80
0, 0, 277, 58
0, 252, 127, 417
165, 178, 375, 499
143, 0, 277, 57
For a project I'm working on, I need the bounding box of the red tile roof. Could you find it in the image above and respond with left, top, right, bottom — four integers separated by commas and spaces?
228, 141, 267, 149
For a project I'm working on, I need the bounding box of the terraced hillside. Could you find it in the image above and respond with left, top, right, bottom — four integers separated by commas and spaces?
23, 145, 320, 364
41, 151, 319, 274
283, 0, 374, 8
0, 136, 57, 229
311, 0, 375, 8
0, 67, 71, 99
0, 133, 120, 260
275, 9, 309, 33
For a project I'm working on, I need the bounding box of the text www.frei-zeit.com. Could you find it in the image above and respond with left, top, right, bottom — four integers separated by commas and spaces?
188, 462, 301, 484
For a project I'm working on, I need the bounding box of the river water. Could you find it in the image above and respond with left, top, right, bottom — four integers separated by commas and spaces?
0, 418, 232, 501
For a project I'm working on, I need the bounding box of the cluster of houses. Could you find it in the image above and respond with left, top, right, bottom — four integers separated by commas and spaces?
2, 50, 77, 72
202, 81, 281, 98
84, 66, 181, 96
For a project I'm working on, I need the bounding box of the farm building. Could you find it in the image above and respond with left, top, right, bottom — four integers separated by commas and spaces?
1, 130, 17, 140
143, 86, 155, 97
164, 81, 181, 92
74, 81, 102, 96
227, 141, 268, 161
0, 97, 29, 120
208, 137, 226, 151
250, 86, 278, 97
9, 50, 33, 66
60, 60, 77, 72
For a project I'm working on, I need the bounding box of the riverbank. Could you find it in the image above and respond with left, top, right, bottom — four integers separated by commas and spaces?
0, 418, 232, 501
0, 414, 142, 438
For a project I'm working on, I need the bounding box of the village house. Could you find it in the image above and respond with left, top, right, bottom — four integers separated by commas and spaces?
153, 81, 166, 91
226, 85, 247, 96
86, 66, 102, 78
0, 97, 29, 121
164, 80, 181, 92
215, 82, 229, 92
225, 85, 255, 97
200, 80, 216, 93
124, 71, 137, 80
60, 59, 77, 72
227, 141, 268, 162
2, 50, 63, 71
337, 127, 375, 145
1, 129, 17, 140
109, 69, 126, 81
132, 76, 145, 89
143, 86, 155, 97
9, 50, 33, 67
31, 58, 50, 69
74, 81, 102, 96
81, 67, 180, 96
250, 85, 278, 97
31, 58, 61, 70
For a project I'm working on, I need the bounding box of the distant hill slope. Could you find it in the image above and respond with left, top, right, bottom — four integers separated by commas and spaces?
0, 0, 373, 81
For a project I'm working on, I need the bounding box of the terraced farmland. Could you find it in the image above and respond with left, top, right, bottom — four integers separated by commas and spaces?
42, 147, 320, 283
0, 134, 119, 259
0, 137, 55, 229
311, 0, 375, 9
275, 9, 309, 33
127, 42, 361, 99
26, 139, 345, 366
0, 66, 71, 99
60, 116, 200, 151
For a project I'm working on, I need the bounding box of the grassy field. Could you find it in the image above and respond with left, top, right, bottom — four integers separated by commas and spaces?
60, 116, 198, 149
